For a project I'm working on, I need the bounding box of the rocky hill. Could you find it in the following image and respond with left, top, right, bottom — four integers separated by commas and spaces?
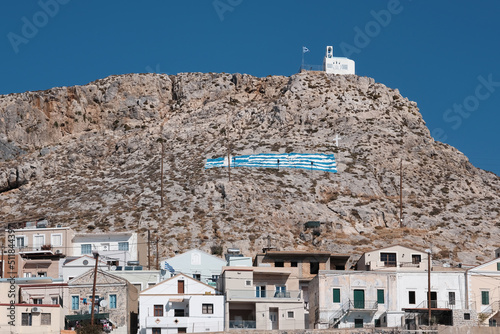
1, 72, 499, 265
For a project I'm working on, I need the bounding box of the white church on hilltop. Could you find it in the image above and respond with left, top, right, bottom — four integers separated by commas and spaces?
323, 45, 355, 75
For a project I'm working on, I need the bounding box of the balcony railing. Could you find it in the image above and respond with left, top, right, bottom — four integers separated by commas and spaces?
229, 320, 256, 329
411, 300, 456, 309
349, 299, 378, 311
399, 262, 422, 268
226, 290, 302, 301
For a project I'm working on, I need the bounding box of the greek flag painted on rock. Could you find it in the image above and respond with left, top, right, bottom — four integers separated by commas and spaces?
205, 153, 337, 173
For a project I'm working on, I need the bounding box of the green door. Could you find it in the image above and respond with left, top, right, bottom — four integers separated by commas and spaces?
353, 289, 365, 309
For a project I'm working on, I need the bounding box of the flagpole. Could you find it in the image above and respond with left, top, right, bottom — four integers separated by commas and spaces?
301, 49, 304, 70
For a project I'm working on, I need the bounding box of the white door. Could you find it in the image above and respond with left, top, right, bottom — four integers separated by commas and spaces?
269, 311, 278, 330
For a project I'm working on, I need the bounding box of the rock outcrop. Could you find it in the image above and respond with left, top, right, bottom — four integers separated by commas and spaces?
0, 72, 499, 264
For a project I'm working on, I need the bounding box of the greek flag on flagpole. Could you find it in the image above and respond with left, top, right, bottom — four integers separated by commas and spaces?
164, 261, 175, 273
302, 46, 310, 53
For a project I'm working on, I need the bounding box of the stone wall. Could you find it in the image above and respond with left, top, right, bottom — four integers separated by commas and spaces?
201, 326, 498, 334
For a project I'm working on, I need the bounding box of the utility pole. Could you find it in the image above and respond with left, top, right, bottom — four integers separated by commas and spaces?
148, 230, 151, 270
427, 249, 432, 326
160, 133, 165, 208
399, 159, 403, 228
156, 237, 159, 270
90, 252, 99, 327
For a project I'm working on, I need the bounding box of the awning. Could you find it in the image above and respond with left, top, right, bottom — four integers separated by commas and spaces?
65, 313, 109, 322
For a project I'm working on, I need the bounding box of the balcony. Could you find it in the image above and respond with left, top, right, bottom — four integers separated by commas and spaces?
229, 320, 256, 329
226, 290, 302, 301
348, 299, 379, 312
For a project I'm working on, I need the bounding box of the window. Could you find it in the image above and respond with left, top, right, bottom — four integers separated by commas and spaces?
154, 305, 163, 316
81, 244, 91, 254
109, 294, 117, 309
377, 289, 385, 304
409, 291, 416, 304
497, 262, 500, 271
193, 274, 201, 281
291, 261, 298, 267
464, 313, 471, 320
245, 280, 251, 286
212, 275, 220, 283
202, 303, 213, 314
256, 286, 266, 298
178, 328, 187, 333
412, 254, 421, 264
174, 309, 185, 317
333, 288, 341, 303
118, 242, 129, 251
354, 318, 363, 328
449, 292, 456, 306
287, 311, 294, 318
51, 234, 62, 247
275, 261, 284, 267
482, 291, 490, 305
21, 313, 32, 326
152, 329, 161, 334
51, 297, 58, 305
72, 296, 79, 310
33, 298, 43, 304
275, 286, 287, 297
380, 253, 396, 267
16, 236, 26, 248
41, 313, 51, 325
310, 261, 319, 274
37, 272, 47, 277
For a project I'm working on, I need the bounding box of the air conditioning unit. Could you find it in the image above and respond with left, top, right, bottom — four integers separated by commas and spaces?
31, 307, 42, 313
102, 245, 109, 251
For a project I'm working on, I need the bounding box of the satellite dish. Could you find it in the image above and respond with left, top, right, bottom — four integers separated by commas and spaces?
111, 266, 117, 271
83, 260, 89, 266
100, 300, 108, 308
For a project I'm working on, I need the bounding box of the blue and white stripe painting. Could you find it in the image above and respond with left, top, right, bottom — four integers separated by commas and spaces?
205, 153, 337, 173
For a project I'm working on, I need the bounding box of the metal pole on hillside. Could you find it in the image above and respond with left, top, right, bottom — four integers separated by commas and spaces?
90, 251, 99, 327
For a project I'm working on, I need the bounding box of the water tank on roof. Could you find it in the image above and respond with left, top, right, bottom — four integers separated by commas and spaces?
127, 261, 140, 266
227, 248, 240, 254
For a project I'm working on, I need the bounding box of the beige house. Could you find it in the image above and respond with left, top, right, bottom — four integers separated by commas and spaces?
4, 221, 74, 279
0, 277, 67, 333
218, 266, 305, 330
68, 269, 139, 334
355, 245, 429, 271
468, 256, 500, 326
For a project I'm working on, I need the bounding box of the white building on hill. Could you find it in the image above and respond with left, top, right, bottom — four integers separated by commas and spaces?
323, 46, 355, 75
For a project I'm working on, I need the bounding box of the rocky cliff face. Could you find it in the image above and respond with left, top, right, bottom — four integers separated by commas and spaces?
1, 72, 499, 264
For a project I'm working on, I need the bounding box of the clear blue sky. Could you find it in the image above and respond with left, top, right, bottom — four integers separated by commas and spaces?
1, 1, 499, 175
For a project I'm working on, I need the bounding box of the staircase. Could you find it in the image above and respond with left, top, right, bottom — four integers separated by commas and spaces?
329, 300, 350, 328
482, 301, 500, 325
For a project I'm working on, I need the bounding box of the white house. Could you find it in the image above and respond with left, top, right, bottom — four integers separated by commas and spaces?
161, 249, 226, 287
61, 255, 109, 281
71, 232, 147, 267
355, 244, 429, 272
323, 46, 355, 75
309, 267, 474, 329
138, 273, 224, 334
